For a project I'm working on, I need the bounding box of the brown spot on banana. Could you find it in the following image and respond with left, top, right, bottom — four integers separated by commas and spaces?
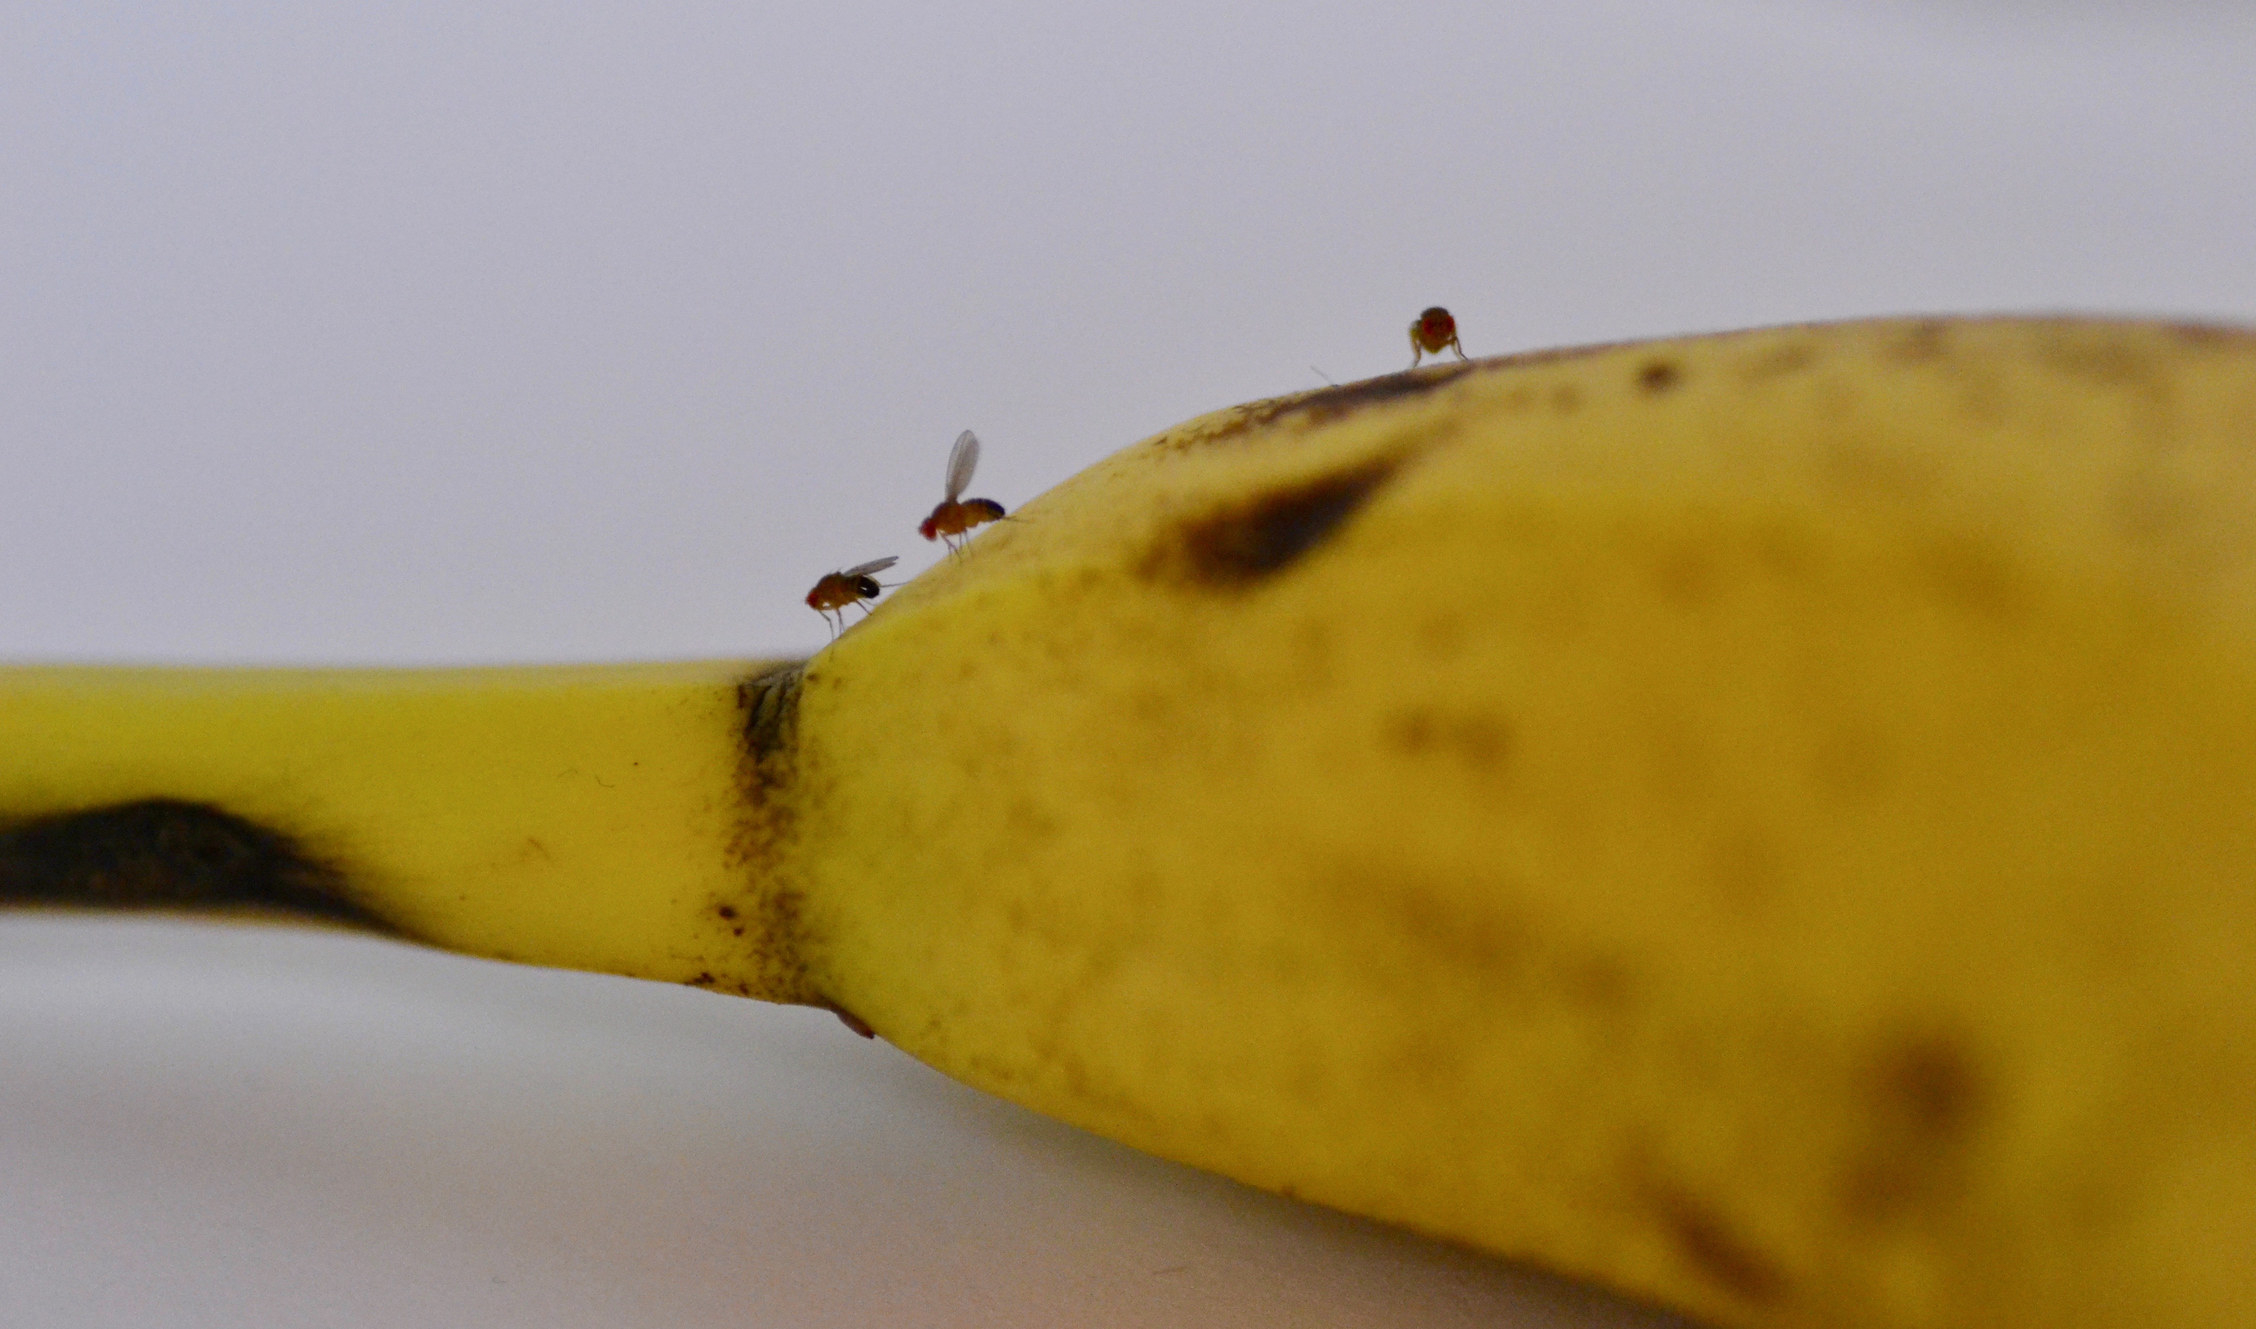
1838, 1030, 1989, 1227
1158, 460, 1402, 586
1636, 359, 1683, 394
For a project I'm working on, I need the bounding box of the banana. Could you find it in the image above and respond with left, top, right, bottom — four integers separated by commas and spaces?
6, 316, 2256, 1329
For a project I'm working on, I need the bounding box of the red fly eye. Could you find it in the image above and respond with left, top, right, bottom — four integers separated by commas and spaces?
1422, 308, 1454, 339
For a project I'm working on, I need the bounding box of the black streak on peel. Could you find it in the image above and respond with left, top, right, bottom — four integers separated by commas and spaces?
735, 661, 866, 1031
1187, 364, 1477, 446
1283, 366, 1478, 427
1186, 337, 1670, 450
0, 799, 392, 932
1172, 460, 1401, 587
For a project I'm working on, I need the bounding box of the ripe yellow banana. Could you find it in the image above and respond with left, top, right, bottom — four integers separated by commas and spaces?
6, 316, 2256, 1329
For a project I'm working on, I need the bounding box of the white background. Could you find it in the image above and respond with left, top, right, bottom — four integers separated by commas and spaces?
2, 1, 2252, 1325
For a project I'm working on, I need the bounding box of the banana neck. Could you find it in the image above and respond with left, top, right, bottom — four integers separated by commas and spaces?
0, 660, 822, 1004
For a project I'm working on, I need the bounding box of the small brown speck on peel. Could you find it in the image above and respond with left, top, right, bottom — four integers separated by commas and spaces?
1839, 1030, 1987, 1225
1886, 320, 1949, 364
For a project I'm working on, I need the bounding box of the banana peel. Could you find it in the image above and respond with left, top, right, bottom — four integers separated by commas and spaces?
5, 316, 2256, 1328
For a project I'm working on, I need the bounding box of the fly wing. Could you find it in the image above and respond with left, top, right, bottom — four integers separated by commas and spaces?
944, 429, 981, 501
841, 556, 899, 579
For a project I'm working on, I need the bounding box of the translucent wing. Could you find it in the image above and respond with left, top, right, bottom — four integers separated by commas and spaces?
841, 556, 898, 579
943, 429, 981, 502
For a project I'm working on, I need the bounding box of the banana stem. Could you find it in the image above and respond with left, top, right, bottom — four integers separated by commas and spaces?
0, 660, 820, 1003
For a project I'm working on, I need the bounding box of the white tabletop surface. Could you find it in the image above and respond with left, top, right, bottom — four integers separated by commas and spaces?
0, 916, 1691, 1329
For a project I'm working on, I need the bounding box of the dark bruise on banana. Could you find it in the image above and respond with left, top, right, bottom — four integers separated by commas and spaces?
0, 799, 386, 931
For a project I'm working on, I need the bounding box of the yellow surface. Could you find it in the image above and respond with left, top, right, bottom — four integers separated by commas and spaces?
8, 318, 2256, 1327
799, 319, 2256, 1327
0, 662, 777, 985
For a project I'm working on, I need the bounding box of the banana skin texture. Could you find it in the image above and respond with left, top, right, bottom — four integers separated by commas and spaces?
6, 317, 2256, 1328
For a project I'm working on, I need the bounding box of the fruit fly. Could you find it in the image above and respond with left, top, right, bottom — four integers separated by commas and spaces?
1409, 306, 1467, 368
919, 429, 1007, 554
805, 556, 899, 638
